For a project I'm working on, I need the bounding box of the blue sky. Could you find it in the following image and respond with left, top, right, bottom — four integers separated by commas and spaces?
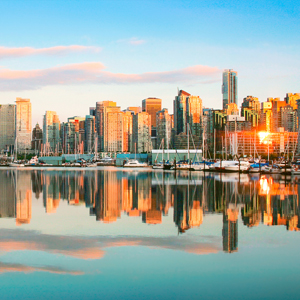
0, 0, 299, 124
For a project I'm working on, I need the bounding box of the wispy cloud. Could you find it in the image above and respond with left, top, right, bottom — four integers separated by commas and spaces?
0, 62, 220, 90
0, 45, 102, 59
129, 37, 146, 45
0, 262, 83, 275
117, 37, 146, 45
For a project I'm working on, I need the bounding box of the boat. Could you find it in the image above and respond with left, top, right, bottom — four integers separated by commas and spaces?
8, 162, 25, 167
212, 160, 238, 172
97, 156, 115, 166
191, 161, 211, 171
25, 156, 39, 166
8, 137, 25, 167
174, 162, 194, 171
123, 159, 148, 168
224, 161, 250, 173
292, 165, 300, 175
249, 163, 269, 173
277, 163, 292, 175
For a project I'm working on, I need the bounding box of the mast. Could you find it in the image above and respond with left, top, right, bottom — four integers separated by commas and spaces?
214, 128, 216, 160
187, 123, 190, 163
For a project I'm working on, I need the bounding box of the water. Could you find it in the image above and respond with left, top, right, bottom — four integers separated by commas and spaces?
0, 168, 299, 299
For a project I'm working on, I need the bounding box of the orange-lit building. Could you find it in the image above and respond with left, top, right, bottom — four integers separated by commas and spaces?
142, 98, 162, 128
16, 98, 32, 150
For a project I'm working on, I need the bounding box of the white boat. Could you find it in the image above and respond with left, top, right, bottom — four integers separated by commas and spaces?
8, 162, 25, 167
212, 160, 238, 172
292, 166, 300, 175
123, 159, 148, 168
87, 163, 97, 167
191, 162, 210, 171
224, 161, 250, 173
25, 156, 39, 166
98, 156, 115, 166
174, 163, 194, 171
277, 163, 292, 175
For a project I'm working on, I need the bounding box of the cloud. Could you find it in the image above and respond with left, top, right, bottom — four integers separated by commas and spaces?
0, 62, 220, 90
117, 37, 146, 45
0, 45, 102, 59
0, 262, 83, 275
0, 229, 221, 259
129, 37, 146, 45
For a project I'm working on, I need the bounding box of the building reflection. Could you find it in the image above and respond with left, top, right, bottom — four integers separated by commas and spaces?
0, 169, 300, 253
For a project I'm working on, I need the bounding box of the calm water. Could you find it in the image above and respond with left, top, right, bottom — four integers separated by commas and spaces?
0, 167, 300, 299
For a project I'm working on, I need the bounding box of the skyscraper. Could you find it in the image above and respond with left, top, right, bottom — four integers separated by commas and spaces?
222, 69, 238, 110
84, 115, 96, 153
142, 98, 162, 129
0, 104, 16, 152
31, 123, 43, 152
132, 112, 152, 153
43, 111, 60, 154
16, 98, 32, 150
174, 90, 202, 135
156, 108, 172, 149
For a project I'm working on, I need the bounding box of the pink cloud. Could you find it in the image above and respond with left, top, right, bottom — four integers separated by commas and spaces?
0, 45, 102, 59
129, 38, 146, 45
0, 62, 220, 90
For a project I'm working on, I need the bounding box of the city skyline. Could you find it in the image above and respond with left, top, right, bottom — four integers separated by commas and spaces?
0, 0, 299, 125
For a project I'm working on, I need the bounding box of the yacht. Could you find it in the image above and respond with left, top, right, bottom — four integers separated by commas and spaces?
212, 160, 238, 172
249, 163, 269, 173
8, 161, 25, 167
123, 159, 148, 168
98, 156, 115, 166
191, 162, 210, 171
152, 161, 173, 170
25, 156, 39, 166
224, 161, 250, 173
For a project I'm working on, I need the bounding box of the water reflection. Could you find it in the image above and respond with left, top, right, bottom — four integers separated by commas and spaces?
0, 169, 299, 255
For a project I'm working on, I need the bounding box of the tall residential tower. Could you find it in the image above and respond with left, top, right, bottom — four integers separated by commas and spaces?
222, 69, 238, 110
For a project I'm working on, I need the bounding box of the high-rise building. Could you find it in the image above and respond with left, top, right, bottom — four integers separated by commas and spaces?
281, 105, 297, 132
62, 116, 85, 154
186, 95, 202, 136
0, 104, 16, 152
173, 90, 203, 149
16, 98, 32, 150
268, 97, 287, 132
156, 108, 172, 149
285, 93, 300, 110
142, 98, 162, 129
95, 101, 120, 152
84, 115, 96, 153
222, 69, 238, 110
132, 112, 152, 153
43, 111, 60, 154
260, 102, 272, 132
122, 111, 133, 152
174, 90, 189, 135
31, 123, 43, 152
241, 96, 260, 114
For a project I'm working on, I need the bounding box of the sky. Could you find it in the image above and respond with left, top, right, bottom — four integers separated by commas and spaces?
0, 0, 299, 125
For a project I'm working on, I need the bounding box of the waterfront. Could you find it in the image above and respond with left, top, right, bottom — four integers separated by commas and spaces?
0, 168, 300, 299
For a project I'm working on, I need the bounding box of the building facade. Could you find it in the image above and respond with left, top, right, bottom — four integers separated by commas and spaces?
0, 104, 16, 152
222, 69, 238, 110
43, 111, 60, 155
132, 112, 152, 153
16, 98, 32, 150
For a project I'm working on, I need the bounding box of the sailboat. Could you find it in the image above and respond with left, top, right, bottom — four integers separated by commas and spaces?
9, 137, 25, 167
152, 139, 173, 170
